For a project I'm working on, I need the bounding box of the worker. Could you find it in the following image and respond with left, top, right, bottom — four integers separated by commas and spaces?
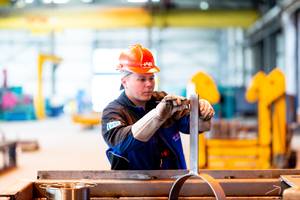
101, 44, 215, 170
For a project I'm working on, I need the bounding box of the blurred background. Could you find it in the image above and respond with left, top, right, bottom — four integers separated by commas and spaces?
1, 0, 300, 191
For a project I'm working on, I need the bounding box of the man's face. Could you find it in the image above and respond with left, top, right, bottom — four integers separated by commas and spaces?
122, 73, 155, 103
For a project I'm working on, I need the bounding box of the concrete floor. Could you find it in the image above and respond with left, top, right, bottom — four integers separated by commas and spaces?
0, 116, 111, 190
0, 116, 300, 191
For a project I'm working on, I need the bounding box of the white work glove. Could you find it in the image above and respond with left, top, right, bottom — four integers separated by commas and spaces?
131, 94, 187, 142
156, 94, 187, 119
198, 99, 215, 132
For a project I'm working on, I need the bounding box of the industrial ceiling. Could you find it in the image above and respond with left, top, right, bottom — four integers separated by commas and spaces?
0, 0, 282, 14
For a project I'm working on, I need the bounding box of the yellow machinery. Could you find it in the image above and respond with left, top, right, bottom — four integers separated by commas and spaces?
245, 68, 288, 169
194, 68, 290, 169
72, 112, 102, 128
33, 54, 62, 119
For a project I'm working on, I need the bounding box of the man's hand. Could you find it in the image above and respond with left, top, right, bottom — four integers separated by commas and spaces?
132, 94, 187, 142
198, 99, 215, 132
156, 94, 187, 119
199, 99, 215, 120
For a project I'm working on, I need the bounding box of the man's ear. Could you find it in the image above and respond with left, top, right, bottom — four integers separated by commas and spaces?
121, 77, 127, 89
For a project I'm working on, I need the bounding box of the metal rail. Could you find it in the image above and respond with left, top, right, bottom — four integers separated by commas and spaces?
168, 94, 226, 200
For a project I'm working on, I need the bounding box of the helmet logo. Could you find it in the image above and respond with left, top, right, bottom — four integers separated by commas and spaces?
142, 62, 153, 68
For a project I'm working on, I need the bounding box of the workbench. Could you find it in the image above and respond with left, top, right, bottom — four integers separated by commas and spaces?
1, 169, 300, 200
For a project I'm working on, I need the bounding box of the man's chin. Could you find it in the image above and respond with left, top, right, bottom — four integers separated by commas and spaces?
141, 95, 152, 101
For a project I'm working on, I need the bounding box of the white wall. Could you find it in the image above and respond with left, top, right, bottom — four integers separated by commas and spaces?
0, 27, 246, 109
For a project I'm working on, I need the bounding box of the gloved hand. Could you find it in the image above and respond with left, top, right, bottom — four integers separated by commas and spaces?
131, 94, 187, 142
199, 99, 215, 120
156, 94, 187, 119
198, 99, 215, 132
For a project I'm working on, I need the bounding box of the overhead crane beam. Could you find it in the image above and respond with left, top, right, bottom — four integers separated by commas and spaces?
0, 8, 259, 31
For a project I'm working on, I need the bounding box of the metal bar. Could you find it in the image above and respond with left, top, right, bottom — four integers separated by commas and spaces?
280, 175, 300, 187
120, 197, 280, 200
31, 178, 289, 197
27, 197, 282, 200
37, 169, 300, 180
168, 173, 226, 200
189, 94, 199, 174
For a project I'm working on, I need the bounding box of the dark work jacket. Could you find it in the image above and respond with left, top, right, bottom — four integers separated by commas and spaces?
101, 91, 192, 170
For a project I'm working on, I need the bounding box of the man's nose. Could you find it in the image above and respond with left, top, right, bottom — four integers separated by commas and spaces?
146, 79, 153, 87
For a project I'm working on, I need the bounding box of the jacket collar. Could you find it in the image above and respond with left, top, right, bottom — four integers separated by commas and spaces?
117, 91, 157, 112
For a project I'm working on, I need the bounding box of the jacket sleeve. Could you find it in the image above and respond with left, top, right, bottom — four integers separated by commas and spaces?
101, 105, 144, 154
175, 109, 190, 134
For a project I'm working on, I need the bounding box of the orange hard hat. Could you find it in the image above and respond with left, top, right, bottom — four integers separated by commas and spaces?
117, 44, 160, 74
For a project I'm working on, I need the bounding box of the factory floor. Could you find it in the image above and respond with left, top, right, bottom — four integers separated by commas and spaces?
0, 116, 300, 191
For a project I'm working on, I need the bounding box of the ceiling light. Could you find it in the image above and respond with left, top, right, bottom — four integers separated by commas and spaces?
127, 0, 160, 2
25, 0, 34, 3
53, 0, 68, 3
200, 1, 209, 10
127, 0, 147, 2
16, 0, 25, 7
82, 0, 92, 3
43, 0, 68, 3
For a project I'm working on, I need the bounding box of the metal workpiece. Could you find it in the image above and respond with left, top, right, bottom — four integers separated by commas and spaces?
169, 94, 226, 200
280, 175, 300, 200
0, 177, 290, 200
280, 175, 300, 188
37, 169, 300, 180
35, 178, 288, 197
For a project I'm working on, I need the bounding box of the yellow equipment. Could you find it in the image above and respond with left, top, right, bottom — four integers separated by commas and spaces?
190, 71, 220, 104
72, 112, 102, 128
33, 54, 62, 119
253, 68, 287, 168
194, 68, 290, 169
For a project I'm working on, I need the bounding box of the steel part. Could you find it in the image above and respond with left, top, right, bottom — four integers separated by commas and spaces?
119, 197, 281, 200
155, 100, 190, 105
39, 182, 97, 200
168, 94, 226, 200
37, 169, 300, 180
0, 178, 290, 199
189, 94, 199, 174
169, 173, 226, 200
280, 175, 300, 188
33, 178, 288, 197
44, 187, 90, 200
20, 197, 283, 200
39, 182, 97, 189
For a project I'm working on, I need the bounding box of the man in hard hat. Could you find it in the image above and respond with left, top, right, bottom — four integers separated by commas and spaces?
101, 44, 215, 170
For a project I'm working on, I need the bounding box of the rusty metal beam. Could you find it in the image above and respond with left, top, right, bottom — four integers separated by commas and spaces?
32, 178, 289, 197
93, 197, 280, 200
37, 169, 300, 180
